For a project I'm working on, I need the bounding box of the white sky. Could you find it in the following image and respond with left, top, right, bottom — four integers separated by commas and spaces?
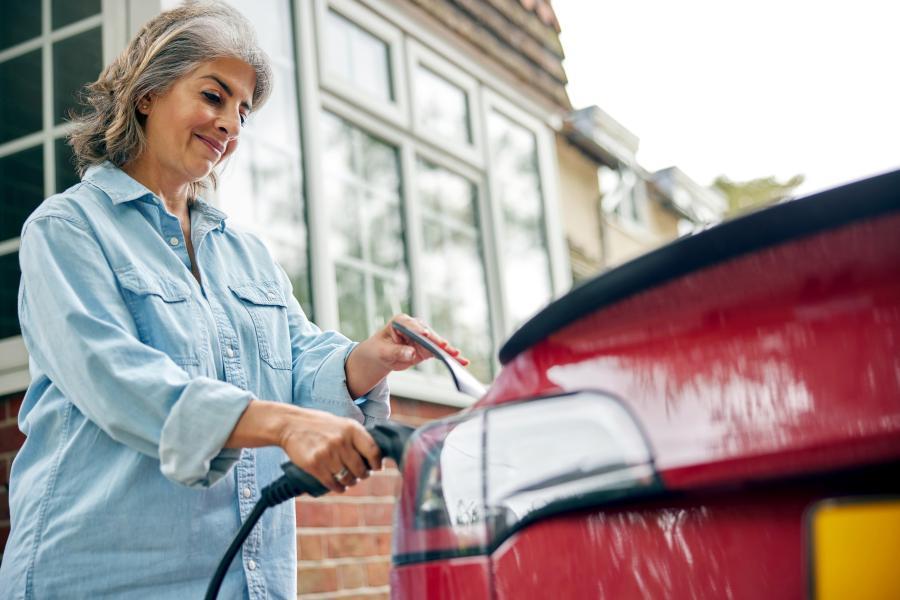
552, 0, 900, 195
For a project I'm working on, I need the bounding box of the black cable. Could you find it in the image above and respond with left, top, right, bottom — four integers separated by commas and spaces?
204, 499, 266, 600
204, 423, 413, 600
204, 466, 327, 600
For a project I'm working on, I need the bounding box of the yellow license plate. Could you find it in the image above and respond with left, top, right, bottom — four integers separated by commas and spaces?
808, 497, 900, 600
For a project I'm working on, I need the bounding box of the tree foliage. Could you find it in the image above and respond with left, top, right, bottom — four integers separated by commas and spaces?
712, 174, 805, 218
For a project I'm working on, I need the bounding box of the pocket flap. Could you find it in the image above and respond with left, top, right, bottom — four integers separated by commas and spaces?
229, 281, 288, 307
115, 265, 191, 302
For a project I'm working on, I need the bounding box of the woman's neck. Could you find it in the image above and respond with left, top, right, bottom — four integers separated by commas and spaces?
122, 156, 192, 220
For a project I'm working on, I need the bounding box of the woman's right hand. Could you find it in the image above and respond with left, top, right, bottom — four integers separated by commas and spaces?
225, 399, 382, 493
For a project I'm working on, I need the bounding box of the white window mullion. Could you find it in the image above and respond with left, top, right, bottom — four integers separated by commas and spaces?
535, 124, 572, 297
400, 142, 425, 323
296, 0, 338, 329
42, 0, 54, 197
475, 86, 510, 343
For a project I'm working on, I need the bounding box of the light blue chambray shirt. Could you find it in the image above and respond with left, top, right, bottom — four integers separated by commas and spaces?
0, 162, 389, 599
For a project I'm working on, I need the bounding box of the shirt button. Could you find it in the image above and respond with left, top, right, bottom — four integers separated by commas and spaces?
242, 486, 252, 498
225, 347, 235, 358
247, 559, 257, 571
169, 236, 180, 246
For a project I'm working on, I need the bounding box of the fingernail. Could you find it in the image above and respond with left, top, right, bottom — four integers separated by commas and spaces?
404, 348, 415, 359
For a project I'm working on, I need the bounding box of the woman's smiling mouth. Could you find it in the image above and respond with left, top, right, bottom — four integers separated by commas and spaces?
195, 133, 224, 157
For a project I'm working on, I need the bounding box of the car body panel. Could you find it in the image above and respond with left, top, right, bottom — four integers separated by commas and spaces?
483, 209, 900, 489
390, 556, 490, 600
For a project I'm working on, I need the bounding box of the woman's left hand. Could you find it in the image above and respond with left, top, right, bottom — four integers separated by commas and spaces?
344, 314, 469, 398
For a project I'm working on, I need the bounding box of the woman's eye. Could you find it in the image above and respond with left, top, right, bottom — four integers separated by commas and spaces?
202, 91, 221, 104
239, 114, 247, 127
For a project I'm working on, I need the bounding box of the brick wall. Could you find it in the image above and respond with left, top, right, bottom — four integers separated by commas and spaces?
0, 392, 459, 596
0, 392, 25, 558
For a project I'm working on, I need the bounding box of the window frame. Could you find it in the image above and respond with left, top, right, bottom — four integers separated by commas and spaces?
482, 88, 570, 334
406, 38, 484, 170
314, 0, 410, 129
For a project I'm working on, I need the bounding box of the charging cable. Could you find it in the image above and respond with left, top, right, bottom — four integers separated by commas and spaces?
204, 421, 413, 600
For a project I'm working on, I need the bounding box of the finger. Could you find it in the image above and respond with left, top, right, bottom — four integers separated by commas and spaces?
351, 427, 383, 471
310, 463, 346, 494
338, 444, 370, 480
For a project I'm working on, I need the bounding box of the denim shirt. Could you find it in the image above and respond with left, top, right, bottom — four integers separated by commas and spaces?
0, 162, 389, 599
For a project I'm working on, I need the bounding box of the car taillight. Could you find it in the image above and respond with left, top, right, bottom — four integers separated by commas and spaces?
393, 391, 663, 566
393, 410, 488, 563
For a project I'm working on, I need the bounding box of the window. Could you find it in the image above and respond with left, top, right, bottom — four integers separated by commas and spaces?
488, 109, 552, 327
416, 159, 492, 382
316, 0, 407, 127
600, 165, 649, 230
320, 111, 409, 342
324, 9, 392, 102
0, 0, 104, 341
414, 66, 470, 147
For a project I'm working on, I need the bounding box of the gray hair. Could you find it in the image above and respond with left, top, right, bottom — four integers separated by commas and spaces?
68, 1, 273, 199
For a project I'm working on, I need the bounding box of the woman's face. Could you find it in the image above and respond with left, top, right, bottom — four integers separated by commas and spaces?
138, 57, 256, 185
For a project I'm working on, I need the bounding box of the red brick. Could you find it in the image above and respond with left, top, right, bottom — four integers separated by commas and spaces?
361, 503, 395, 526
297, 534, 324, 561
0, 489, 9, 520
296, 501, 333, 528
336, 562, 367, 589
0, 424, 25, 454
4, 395, 23, 422
366, 558, 391, 587
298, 565, 338, 594
334, 503, 360, 527
370, 472, 401, 497
372, 531, 392, 555
343, 477, 375, 497
326, 533, 375, 558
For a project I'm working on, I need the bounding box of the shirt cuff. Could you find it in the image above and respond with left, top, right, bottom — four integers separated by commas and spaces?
158, 377, 253, 488
310, 343, 391, 424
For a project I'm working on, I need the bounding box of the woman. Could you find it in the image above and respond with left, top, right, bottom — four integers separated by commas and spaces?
0, 3, 466, 598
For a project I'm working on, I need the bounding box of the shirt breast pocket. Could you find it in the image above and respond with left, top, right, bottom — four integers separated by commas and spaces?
114, 265, 200, 368
229, 281, 292, 370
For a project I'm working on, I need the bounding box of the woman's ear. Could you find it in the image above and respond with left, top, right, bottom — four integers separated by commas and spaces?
137, 94, 153, 116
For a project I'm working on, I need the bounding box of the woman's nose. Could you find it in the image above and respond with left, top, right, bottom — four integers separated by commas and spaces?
216, 112, 241, 138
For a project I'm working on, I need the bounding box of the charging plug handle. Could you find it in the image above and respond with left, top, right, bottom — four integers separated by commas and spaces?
205, 421, 414, 600
272, 421, 414, 501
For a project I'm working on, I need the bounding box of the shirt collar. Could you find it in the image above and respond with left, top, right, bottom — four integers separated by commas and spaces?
84, 161, 228, 231
83, 161, 156, 205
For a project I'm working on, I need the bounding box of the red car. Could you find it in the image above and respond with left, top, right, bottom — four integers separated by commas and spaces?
389, 170, 900, 599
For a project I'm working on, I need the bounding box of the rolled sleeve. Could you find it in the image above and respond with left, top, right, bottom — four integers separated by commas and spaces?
159, 377, 252, 487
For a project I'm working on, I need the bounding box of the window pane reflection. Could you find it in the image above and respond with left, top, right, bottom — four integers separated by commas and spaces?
324, 9, 392, 102
322, 112, 408, 339
488, 110, 551, 327
0, 252, 21, 339
415, 66, 470, 146
417, 159, 492, 381
1, 2, 40, 51
53, 27, 103, 125
0, 145, 44, 241
0, 50, 43, 145
55, 137, 80, 192
336, 265, 366, 343
225, 0, 293, 58
52, 0, 100, 30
